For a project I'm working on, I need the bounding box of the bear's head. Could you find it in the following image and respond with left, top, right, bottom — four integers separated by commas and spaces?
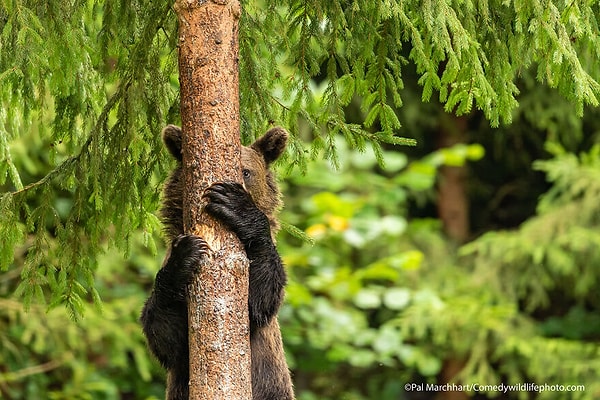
160, 125, 288, 239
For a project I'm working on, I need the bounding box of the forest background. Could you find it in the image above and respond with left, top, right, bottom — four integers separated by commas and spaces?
1, 1, 600, 399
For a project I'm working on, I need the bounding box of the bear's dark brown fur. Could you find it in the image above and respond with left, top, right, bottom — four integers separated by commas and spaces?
141, 125, 294, 400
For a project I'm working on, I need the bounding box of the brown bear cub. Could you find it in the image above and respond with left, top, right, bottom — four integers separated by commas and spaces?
141, 125, 294, 400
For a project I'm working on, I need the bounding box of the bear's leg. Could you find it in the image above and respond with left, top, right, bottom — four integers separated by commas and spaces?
141, 234, 208, 400
166, 369, 190, 400
251, 320, 295, 400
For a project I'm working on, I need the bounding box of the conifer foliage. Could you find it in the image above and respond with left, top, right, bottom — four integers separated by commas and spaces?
1, 0, 599, 318
1, 1, 179, 318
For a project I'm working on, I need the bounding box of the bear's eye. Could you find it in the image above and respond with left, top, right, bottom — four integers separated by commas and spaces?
242, 169, 251, 179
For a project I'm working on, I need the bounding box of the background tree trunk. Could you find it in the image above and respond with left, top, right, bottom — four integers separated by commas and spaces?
435, 114, 470, 400
174, 1, 252, 399
437, 114, 470, 245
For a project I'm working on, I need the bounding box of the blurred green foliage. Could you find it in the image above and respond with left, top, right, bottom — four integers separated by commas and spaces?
276, 138, 600, 400
1, 235, 164, 399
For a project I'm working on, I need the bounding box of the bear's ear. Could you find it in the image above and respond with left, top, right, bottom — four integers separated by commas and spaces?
251, 127, 288, 165
162, 125, 182, 161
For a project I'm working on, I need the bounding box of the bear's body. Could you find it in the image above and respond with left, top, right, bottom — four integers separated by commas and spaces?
141, 125, 294, 400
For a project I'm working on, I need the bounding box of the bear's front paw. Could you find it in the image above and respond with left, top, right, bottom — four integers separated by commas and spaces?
169, 234, 210, 283
203, 182, 270, 243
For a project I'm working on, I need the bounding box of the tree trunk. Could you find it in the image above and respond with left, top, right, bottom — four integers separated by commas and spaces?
174, 1, 252, 399
437, 114, 470, 245
435, 114, 469, 400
